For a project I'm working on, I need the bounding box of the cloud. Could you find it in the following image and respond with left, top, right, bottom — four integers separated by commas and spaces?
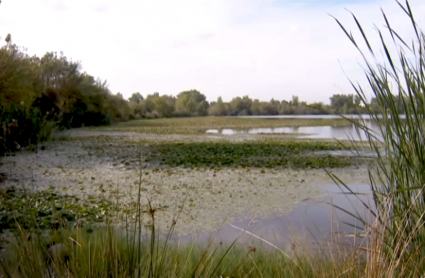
93, 3, 110, 13
198, 33, 215, 40
0, 0, 424, 103
173, 33, 215, 49
39, 0, 68, 12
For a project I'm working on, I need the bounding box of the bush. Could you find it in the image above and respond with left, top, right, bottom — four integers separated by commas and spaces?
0, 36, 131, 155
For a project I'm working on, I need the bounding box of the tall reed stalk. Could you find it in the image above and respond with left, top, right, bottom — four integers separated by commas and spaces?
3, 1, 425, 277
330, 1, 425, 276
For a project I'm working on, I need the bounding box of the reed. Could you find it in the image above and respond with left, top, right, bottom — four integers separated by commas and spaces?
329, 1, 425, 276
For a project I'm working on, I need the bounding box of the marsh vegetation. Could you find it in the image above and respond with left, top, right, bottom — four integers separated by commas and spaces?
1, 0, 425, 277
147, 141, 357, 169
96, 116, 354, 135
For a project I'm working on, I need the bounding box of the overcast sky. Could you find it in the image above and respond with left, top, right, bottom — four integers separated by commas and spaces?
1, 0, 424, 103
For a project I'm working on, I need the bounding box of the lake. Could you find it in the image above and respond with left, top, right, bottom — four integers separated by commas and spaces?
237, 114, 405, 119
182, 183, 374, 254
206, 122, 381, 141
237, 115, 370, 119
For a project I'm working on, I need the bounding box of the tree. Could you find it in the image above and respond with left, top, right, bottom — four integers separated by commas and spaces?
208, 97, 227, 116
307, 102, 329, 115
0, 34, 35, 110
354, 95, 361, 106
138, 93, 176, 118
259, 102, 278, 115
150, 93, 175, 117
175, 89, 209, 116
129, 92, 143, 104
279, 100, 293, 114
291, 95, 299, 106
251, 99, 261, 115
229, 96, 252, 116
330, 94, 355, 114
36, 52, 81, 92
269, 98, 281, 114
0, 34, 136, 154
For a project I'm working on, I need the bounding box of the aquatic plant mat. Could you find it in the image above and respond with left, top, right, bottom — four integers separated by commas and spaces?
95, 116, 354, 134
0, 187, 122, 232
4, 0, 425, 275
146, 140, 360, 169
0, 133, 372, 235
0, 161, 370, 277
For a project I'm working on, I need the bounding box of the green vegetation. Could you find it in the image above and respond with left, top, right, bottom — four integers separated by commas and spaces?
2, 1, 425, 277
175, 90, 209, 117
0, 35, 130, 155
0, 225, 362, 278
0, 35, 371, 157
147, 141, 357, 169
128, 89, 395, 119
129, 91, 372, 118
0, 166, 361, 277
0, 187, 116, 231
0, 33, 393, 158
327, 1, 425, 276
100, 116, 353, 134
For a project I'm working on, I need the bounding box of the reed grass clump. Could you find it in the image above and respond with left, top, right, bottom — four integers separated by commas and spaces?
2, 1, 425, 277
331, 1, 425, 276
0, 224, 364, 278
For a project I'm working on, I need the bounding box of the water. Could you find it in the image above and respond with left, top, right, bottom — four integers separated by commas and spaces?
237, 115, 370, 119
237, 114, 405, 119
206, 122, 381, 141
181, 184, 375, 253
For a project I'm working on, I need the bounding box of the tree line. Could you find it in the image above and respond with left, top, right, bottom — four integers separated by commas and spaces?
0, 34, 400, 155
127, 92, 390, 118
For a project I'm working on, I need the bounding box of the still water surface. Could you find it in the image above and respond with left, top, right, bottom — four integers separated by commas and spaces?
197, 116, 380, 250
181, 184, 374, 253
206, 122, 381, 141
238, 115, 369, 119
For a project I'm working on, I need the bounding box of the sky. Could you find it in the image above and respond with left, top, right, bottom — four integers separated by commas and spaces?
0, 0, 424, 103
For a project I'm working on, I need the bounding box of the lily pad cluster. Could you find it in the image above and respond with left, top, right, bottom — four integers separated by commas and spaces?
146, 141, 357, 169
0, 187, 116, 231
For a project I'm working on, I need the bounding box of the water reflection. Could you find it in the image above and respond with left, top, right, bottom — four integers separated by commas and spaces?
206, 123, 381, 141
237, 114, 405, 119
180, 184, 375, 253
